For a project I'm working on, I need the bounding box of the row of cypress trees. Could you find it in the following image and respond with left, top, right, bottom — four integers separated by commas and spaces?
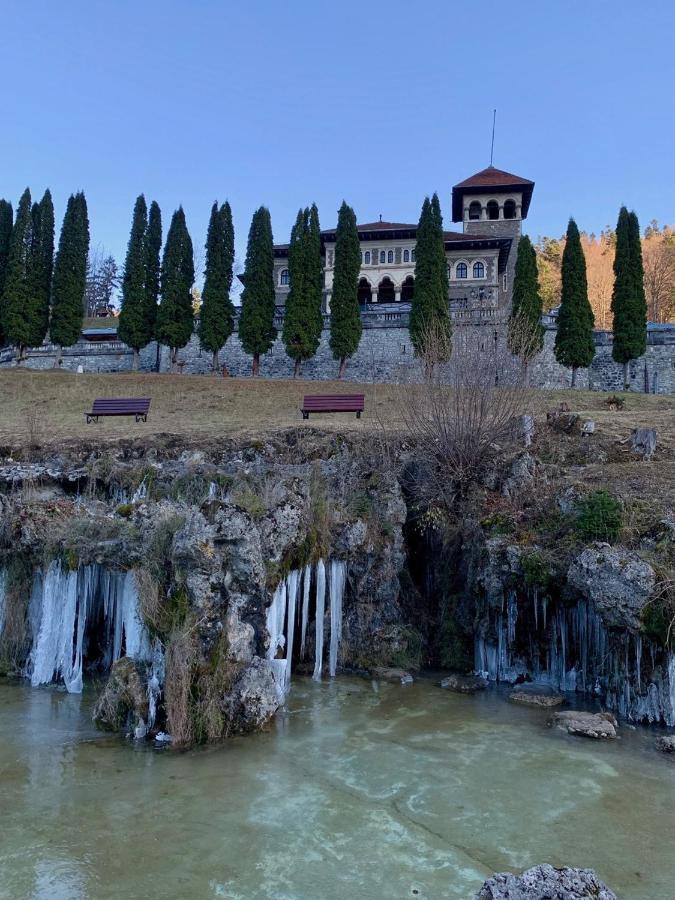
0, 188, 89, 364
508, 208, 647, 388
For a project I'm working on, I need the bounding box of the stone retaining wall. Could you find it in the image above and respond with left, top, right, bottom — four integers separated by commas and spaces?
2, 323, 674, 394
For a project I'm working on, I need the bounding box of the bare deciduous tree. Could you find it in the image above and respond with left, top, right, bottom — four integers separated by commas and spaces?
392, 321, 538, 512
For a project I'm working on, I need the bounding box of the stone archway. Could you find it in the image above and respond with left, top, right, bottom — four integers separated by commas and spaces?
378, 277, 395, 303
400, 275, 414, 302
357, 278, 372, 306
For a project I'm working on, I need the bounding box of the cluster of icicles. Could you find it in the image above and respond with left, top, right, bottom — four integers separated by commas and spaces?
0, 562, 163, 729
475, 590, 675, 726
266, 559, 346, 700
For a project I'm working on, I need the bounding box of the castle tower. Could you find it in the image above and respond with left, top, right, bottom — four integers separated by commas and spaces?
451, 166, 534, 314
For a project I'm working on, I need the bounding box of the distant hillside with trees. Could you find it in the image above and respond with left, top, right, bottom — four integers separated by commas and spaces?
536, 221, 675, 326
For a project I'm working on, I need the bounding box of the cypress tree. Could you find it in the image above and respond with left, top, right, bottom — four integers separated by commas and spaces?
2, 188, 34, 360
199, 200, 235, 372
507, 235, 544, 383
0, 199, 13, 346
329, 201, 362, 379
118, 195, 149, 370
50, 192, 89, 362
611, 207, 647, 388
282, 204, 323, 377
410, 193, 452, 364
156, 207, 195, 371
30, 189, 55, 348
239, 206, 276, 375
144, 201, 162, 340
554, 218, 595, 387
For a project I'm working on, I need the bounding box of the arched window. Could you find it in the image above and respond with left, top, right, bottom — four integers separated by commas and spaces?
387, 250, 394, 264
411, 249, 416, 262
280, 269, 290, 285
379, 250, 386, 264
403, 249, 409, 262
503, 200, 516, 220
468, 201, 482, 220
456, 262, 468, 279
401, 275, 414, 302
486, 200, 499, 220
473, 261, 485, 279
364, 251, 371, 265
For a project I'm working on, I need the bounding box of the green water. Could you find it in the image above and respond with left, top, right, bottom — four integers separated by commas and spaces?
1, 676, 674, 899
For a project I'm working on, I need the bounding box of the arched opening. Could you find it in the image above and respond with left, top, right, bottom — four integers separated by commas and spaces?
387, 250, 394, 264
364, 250, 371, 265
401, 275, 414, 302
468, 201, 482, 220
503, 200, 516, 220
378, 277, 395, 303
486, 200, 499, 221
403, 249, 410, 262
280, 268, 290, 286
455, 262, 468, 279
357, 277, 372, 306
473, 261, 485, 279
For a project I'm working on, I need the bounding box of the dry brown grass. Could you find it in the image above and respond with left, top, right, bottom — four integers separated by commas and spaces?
0, 368, 673, 456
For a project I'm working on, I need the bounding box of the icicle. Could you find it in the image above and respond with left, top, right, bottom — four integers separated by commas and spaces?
266, 580, 288, 699
284, 570, 299, 691
30, 562, 84, 692
328, 560, 346, 677
300, 564, 311, 659
635, 634, 642, 689
0, 569, 6, 638
313, 560, 326, 681
533, 588, 538, 631
542, 596, 547, 632
132, 477, 148, 503
208, 481, 218, 500
147, 639, 165, 729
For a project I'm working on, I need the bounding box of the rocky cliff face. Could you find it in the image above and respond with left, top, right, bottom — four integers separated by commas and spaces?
0, 430, 673, 744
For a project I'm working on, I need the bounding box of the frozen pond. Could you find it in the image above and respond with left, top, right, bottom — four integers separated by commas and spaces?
1, 676, 674, 899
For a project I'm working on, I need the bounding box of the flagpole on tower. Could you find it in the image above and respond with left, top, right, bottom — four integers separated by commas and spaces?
490, 109, 496, 166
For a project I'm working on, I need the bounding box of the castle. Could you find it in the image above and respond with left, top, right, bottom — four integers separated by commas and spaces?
271, 165, 534, 325
1, 164, 673, 393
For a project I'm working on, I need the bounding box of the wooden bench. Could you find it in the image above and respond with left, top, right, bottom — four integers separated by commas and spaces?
86, 398, 151, 424
301, 393, 365, 420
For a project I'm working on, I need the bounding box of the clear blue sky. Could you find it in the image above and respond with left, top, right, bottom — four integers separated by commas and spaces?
2, 0, 673, 283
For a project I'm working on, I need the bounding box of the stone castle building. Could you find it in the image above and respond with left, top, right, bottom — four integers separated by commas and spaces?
271, 166, 534, 326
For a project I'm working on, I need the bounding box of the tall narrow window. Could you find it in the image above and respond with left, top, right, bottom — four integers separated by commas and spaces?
403, 249, 409, 262
411, 249, 416, 262
504, 200, 516, 220
280, 269, 290, 285
486, 200, 499, 221
387, 250, 393, 264
380, 250, 386, 264
365, 251, 371, 264
456, 262, 468, 279
473, 262, 485, 279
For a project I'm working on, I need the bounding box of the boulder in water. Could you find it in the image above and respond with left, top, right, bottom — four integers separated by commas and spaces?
549, 710, 618, 739
474, 863, 617, 899
440, 673, 488, 694
371, 667, 413, 685
93, 657, 150, 734
655, 735, 675, 754
510, 689, 565, 708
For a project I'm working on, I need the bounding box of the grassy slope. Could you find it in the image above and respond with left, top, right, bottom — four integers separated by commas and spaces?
0, 369, 673, 459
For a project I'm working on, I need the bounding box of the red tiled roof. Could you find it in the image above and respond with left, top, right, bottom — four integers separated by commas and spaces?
453, 166, 533, 190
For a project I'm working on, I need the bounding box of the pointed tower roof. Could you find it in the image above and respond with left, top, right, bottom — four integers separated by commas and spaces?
452, 166, 534, 221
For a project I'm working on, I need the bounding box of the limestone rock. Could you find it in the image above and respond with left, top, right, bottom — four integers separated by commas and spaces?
510, 689, 565, 708
549, 710, 618, 739
502, 452, 536, 497
474, 864, 617, 899
93, 657, 150, 734
226, 657, 282, 733
655, 735, 675, 753
440, 673, 488, 694
567, 543, 655, 630
371, 667, 413, 685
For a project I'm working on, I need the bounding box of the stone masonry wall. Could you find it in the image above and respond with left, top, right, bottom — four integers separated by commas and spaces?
2, 323, 674, 393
